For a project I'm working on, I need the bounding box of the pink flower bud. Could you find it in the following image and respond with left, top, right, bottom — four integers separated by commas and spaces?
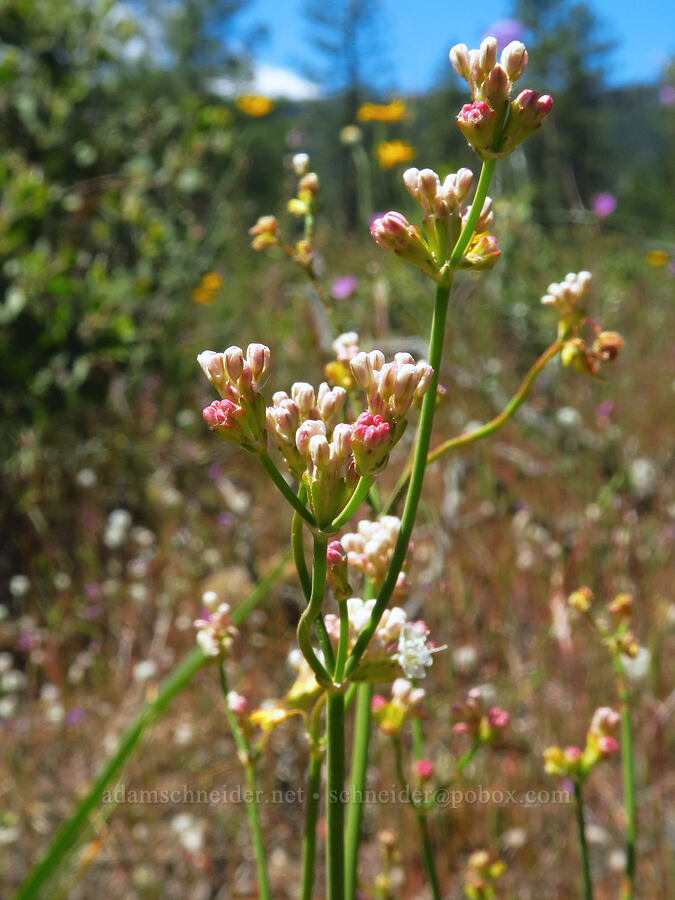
292, 382, 316, 416
370, 211, 414, 252
457, 101, 497, 151
296, 419, 326, 458
419, 168, 441, 209
197, 350, 225, 384
503, 91, 554, 150
327, 540, 347, 568
453, 722, 470, 734
590, 706, 621, 736
501, 41, 528, 81
597, 735, 619, 757
485, 64, 510, 106
224, 346, 245, 383
351, 412, 391, 447
331, 423, 352, 460
414, 758, 434, 780
455, 167, 474, 201
317, 383, 346, 422
449, 43, 471, 80
414, 361, 434, 399
371, 694, 388, 713
203, 398, 241, 429
479, 36, 498, 75
487, 706, 510, 729
227, 691, 248, 715
309, 433, 331, 469
564, 745, 582, 762
350, 411, 392, 476
246, 343, 270, 380
463, 234, 501, 270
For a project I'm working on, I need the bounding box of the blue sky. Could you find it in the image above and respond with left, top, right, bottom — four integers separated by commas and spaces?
236, 0, 675, 95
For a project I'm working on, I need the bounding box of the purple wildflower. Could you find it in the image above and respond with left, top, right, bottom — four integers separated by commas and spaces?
331, 275, 358, 300
485, 19, 524, 47
591, 192, 617, 219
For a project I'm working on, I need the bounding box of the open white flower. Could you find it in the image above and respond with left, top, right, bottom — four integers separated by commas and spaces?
395, 623, 446, 679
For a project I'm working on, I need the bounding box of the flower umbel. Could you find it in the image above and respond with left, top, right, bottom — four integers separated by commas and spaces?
450, 36, 553, 159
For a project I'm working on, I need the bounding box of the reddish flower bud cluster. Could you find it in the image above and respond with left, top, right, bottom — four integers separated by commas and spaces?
450, 37, 553, 159
198, 344, 270, 451
452, 688, 510, 744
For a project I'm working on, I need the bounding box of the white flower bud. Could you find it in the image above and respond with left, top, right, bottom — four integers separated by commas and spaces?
292, 152, 310, 176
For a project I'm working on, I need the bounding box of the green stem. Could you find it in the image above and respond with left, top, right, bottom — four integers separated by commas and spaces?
574, 781, 594, 900
219, 666, 271, 900
325, 690, 346, 900
316, 613, 336, 673
334, 598, 350, 682
416, 812, 442, 900
292, 489, 312, 600
345, 282, 451, 677
402, 723, 442, 900
411, 716, 424, 761
329, 475, 374, 533
301, 751, 323, 900
14, 554, 288, 900
297, 536, 332, 687
344, 683, 373, 900
293, 488, 335, 670
614, 657, 636, 899
382, 338, 562, 515
259, 450, 316, 527
300, 697, 325, 900
448, 159, 496, 268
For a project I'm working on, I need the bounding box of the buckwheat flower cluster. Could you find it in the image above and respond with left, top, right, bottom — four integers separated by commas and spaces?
452, 688, 510, 744
194, 592, 238, 658
266, 381, 347, 479
198, 344, 270, 452
540, 271, 592, 336
341, 515, 409, 594
450, 36, 553, 159
464, 849, 506, 900
324, 599, 443, 681
350, 350, 433, 473
296, 419, 357, 526
371, 167, 501, 280
371, 677, 426, 734
544, 706, 620, 780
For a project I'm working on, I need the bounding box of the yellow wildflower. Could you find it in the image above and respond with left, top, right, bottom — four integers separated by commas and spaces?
645, 249, 669, 267
376, 140, 415, 169
357, 98, 406, 123
249, 706, 303, 731
191, 272, 223, 305
235, 95, 273, 117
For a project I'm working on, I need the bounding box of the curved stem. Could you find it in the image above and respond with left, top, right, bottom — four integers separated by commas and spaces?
292, 488, 312, 600
259, 450, 316, 527
345, 683, 373, 900
345, 282, 451, 677
316, 614, 336, 673
574, 781, 594, 900
382, 338, 562, 514
326, 690, 346, 900
329, 474, 374, 533
448, 159, 496, 268
614, 656, 636, 899
297, 536, 332, 687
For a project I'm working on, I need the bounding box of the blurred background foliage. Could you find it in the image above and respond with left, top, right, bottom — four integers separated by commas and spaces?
1, 1, 673, 894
